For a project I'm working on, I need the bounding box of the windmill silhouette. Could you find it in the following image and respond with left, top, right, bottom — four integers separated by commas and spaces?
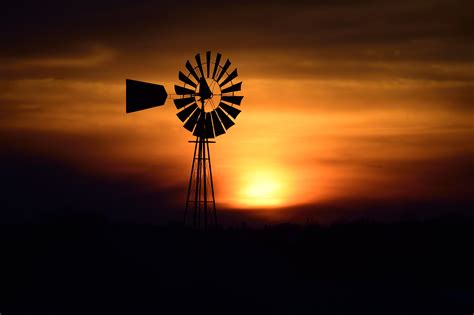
126, 51, 243, 228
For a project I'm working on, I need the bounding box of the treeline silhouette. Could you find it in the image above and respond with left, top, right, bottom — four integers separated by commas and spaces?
1, 213, 473, 314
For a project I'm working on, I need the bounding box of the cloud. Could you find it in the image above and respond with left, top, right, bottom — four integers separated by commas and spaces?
0, 150, 185, 224
2, 1, 472, 62
0, 45, 115, 69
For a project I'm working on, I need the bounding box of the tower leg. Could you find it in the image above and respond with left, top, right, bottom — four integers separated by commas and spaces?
184, 137, 217, 228
183, 138, 198, 224
207, 140, 217, 226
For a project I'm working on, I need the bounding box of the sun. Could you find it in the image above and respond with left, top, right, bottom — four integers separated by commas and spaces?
239, 170, 286, 207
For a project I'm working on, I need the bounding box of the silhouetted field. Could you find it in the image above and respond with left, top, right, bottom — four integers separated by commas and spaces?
1, 214, 473, 314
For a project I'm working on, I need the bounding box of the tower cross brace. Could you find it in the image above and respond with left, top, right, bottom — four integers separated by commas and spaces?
184, 136, 217, 228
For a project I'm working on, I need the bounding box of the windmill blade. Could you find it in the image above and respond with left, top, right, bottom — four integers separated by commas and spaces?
219, 102, 241, 119
126, 79, 168, 113
206, 51, 211, 78
179, 71, 197, 88
221, 82, 242, 94
211, 111, 226, 136
186, 60, 200, 82
177, 103, 198, 122
219, 69, 238, 87
204, 113, 215, 138
212, 53, 222, 79
216, 59, 231, 83
221, 95, 243, 106
174, 97, 195, 109
193, 111, 206, 137
175, 85, 195, 95
195, 53, 204, 78
215, 107, 235, 130
183, 108, 201, 132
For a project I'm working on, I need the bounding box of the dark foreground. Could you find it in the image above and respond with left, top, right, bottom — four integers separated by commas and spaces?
1, 216, 473, 314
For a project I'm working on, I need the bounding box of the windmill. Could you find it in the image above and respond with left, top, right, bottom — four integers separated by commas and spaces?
126, 51, 243, 228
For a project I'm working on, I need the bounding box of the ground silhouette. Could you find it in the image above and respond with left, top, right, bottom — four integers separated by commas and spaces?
1, 213, 473, 314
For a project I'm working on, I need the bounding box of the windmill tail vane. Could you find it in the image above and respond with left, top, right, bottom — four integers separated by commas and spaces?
125, 51, 244, 228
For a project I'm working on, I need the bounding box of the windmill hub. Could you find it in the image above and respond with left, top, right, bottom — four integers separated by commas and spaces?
198, 77, 213, 100
197, 77, 221, 112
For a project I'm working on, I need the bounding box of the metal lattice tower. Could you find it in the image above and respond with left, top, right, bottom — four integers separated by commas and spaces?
184, 135, 217, 228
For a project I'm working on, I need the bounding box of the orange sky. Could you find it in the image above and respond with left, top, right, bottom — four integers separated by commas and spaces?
1, 0, 473, 223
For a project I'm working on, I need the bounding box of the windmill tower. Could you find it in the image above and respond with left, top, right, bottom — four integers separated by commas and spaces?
126, 51, 243, 228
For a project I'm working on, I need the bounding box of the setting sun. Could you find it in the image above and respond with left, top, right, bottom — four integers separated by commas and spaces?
239, 170, 287, 207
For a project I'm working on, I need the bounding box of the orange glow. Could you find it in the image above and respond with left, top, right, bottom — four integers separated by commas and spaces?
1, 54, 473, 218
239, 169, 285, 207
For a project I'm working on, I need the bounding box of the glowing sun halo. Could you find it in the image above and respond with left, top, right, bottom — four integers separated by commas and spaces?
239, 170, 286, 207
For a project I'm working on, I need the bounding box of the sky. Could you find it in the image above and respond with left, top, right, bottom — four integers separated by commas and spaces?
1, 0, 473, 224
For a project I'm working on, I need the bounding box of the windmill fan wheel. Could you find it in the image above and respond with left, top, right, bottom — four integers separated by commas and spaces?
174, 51, 243, 138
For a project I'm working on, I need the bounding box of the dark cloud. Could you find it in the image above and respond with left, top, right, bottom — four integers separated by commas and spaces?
0, 150, 184, 224
315, 152, 474, 200
0, 149, 292, 226
273, 197, 474, 224
3, 1, 471, 52
1, 0, 472, 80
